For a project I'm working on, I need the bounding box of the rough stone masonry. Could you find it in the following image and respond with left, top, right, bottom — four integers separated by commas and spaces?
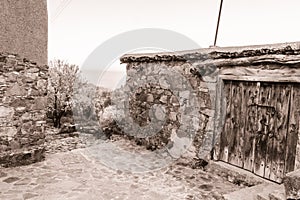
0, 53, 48, 167
119, 54, 215, 160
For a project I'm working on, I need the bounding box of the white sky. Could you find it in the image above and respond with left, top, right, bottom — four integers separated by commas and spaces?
48, 0, 300, 69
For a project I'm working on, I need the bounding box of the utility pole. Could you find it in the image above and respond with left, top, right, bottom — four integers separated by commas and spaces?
213, 0, 224, 46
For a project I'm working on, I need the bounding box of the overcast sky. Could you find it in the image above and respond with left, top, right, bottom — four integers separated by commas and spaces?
48, 0, 300, 69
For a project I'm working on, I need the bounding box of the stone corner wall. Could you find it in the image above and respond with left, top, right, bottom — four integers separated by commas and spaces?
0, 52, 48, 167
119, 61, 215, 161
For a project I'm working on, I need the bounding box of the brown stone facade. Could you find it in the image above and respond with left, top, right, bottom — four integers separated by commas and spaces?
0, 53, 48, 167
0, 0, 48, 65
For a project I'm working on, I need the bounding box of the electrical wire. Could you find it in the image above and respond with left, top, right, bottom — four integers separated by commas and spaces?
51, 0, 73, 24
214, 0, 224, 46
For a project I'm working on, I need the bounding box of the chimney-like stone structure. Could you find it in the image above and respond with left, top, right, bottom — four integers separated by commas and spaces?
0, 0, 48, 65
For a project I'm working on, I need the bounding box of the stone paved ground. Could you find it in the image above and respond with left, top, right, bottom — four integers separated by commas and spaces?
0, 137, 245, 200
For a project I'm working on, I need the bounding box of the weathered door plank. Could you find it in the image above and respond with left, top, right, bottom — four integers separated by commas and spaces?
287, 85, 300, 171
269, 84, 291, 182
219, 81, 232, 162
264, 84, 276, 179
228, 81, 244, 167
253, 83, 275, 178
243, 82, 260, 172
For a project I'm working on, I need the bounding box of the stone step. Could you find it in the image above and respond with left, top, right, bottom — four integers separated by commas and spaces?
223, 183, 285, 200
207, 161, 265, 187
268, 189, 286, 200
283, 168, 300, 199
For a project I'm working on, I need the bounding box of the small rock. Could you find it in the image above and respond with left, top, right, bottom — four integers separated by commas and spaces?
3, 177, 20, 184
23, 193, 38, 200
159, 95, 168, 104
146, 94, 154, 102
0, 171, 7, 178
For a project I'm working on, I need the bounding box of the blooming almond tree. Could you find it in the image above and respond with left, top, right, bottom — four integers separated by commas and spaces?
47, 60, 80, 128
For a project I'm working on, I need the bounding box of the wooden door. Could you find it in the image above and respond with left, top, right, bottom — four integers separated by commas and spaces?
218, 80, 298, 183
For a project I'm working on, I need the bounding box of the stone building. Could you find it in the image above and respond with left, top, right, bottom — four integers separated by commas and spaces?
0, 0, 48, 65
120, 42, 300, 184
0, 0, 48, 167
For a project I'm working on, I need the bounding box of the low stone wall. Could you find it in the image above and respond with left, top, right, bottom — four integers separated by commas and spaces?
0, 53, 48, 167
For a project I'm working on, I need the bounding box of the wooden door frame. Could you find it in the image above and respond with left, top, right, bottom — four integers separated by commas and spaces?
213, 68, 300, 182
213, 66, 300, 160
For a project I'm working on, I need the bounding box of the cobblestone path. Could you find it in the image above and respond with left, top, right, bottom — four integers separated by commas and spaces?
0, 140, 242, 200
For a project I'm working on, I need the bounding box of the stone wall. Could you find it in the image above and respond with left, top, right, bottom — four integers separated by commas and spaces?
0, 52, 48, 167
119, 59, 216, 160
0, 0, 48, 65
